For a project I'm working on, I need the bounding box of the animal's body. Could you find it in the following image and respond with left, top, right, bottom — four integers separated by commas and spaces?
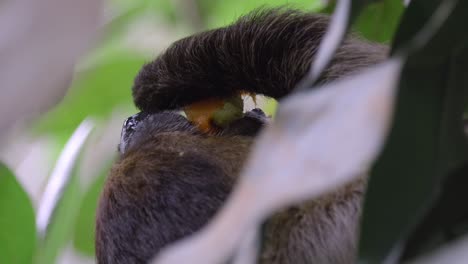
96, 8, 387, 264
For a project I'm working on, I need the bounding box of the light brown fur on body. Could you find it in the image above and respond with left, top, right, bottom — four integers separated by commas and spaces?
96, 8, 387, 264
260, 178, 366, 263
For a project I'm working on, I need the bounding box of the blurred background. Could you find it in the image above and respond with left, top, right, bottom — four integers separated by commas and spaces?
0, 0, 403, 263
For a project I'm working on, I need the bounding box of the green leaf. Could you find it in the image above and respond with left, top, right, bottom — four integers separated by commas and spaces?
0, 163, 36, 264
390, 0, 442, 53
399, 44, 468, 260
353, 0, 404, 43
359, 0, 468, 262
402, 161, 468, 259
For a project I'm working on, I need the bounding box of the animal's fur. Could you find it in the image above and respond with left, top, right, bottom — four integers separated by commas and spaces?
132, 8, 386, 112
96, 8, 388, 264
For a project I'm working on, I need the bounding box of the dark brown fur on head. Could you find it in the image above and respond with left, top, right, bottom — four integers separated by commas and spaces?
96, 8, 388, 264
132, 8, 387, 112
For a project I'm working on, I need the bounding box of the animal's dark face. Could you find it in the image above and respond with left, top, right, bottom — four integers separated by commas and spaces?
118, 112, 199, 155
118, 109, 269, 156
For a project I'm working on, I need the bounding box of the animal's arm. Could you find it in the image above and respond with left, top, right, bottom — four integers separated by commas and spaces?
132, 8, 387, 113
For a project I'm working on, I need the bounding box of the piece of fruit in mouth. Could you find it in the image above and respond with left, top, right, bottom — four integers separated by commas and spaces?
184, 95, 245, 133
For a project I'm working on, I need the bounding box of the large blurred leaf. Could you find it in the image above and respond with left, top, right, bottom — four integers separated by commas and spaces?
400, 45, 468, 260
402, 160, 468, 259
0, 163, 36, 264
360, 0, 468, 262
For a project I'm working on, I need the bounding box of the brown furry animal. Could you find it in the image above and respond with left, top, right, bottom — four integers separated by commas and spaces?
96, 8, 387, 264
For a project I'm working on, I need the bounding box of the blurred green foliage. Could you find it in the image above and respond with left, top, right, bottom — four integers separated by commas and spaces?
34, 54, 144, 145
354, 0, 404, 43
198, 0, 322, 27
0, 164, 36, 264
361, 1, 468, 261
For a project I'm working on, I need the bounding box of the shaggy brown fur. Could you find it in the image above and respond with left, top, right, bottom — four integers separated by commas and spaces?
96, 8, 388, 264
132, 8, 386, 112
